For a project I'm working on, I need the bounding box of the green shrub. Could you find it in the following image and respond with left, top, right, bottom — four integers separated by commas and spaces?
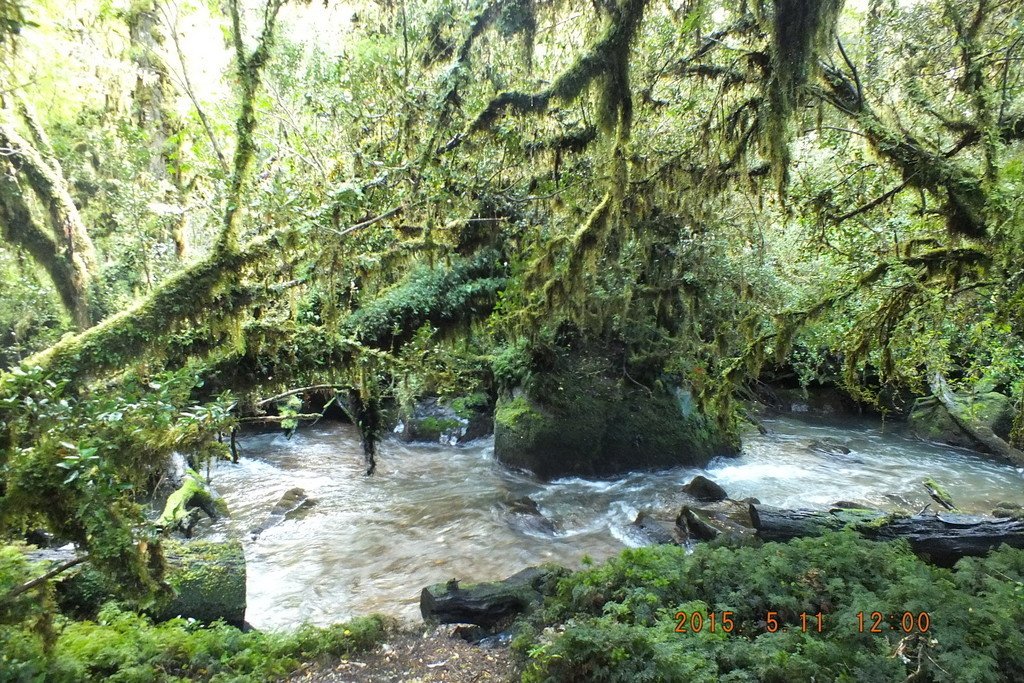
517, 531, 1024, 682
0, 596, 390, 683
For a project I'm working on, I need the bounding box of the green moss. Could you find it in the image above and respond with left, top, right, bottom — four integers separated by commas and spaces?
517, 532, 1024, 682
494, 347, 736, 479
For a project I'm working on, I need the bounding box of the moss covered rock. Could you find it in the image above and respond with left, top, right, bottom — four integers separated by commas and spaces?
494, 351, 737, 479
909, 391, 1014, 449
58, 539, 246, 627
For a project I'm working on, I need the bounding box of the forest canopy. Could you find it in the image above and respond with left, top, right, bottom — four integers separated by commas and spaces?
0, 0, 1023, 663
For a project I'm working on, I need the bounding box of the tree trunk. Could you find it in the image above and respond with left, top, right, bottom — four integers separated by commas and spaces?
750, 503, 1024, 566
0, 122, 98, 328
420, 565, 568, 628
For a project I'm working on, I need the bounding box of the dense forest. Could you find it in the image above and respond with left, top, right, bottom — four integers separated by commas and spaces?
2, 0, 1024, 680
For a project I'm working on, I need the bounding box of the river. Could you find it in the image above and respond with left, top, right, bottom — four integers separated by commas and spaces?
202, 414, 1024, 630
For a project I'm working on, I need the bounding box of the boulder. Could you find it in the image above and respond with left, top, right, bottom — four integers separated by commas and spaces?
56, 539, 246, 627
909, 391, 1014, 451
682, 475, 728, 501
494, 349, 737, 479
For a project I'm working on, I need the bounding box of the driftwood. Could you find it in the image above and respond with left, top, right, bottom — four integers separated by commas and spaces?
157, 468, 228, 536
750, 503, 1024, 566
420, 565, 568, 629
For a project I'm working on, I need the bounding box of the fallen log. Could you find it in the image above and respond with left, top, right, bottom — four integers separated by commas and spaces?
420, 565, 568, 629
750, 503, 1024, 566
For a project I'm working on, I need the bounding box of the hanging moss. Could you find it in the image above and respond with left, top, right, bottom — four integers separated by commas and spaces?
762, 0, 843, 189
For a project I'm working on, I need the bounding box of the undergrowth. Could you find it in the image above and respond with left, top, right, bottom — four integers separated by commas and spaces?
1, 542, 390, 683
514, 531, 1024, 682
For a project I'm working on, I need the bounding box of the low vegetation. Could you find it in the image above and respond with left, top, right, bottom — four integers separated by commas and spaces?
514, 531, 1024, 682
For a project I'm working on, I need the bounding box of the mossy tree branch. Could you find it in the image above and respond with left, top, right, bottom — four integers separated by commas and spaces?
19, 231, 283, 384
465, 0, 650, 136
820, 63, 991, 239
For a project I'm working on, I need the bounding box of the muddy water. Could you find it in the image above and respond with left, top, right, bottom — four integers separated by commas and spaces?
203, 415, 1024, 630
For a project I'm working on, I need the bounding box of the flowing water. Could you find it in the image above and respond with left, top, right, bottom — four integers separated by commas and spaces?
202, 415, 1024, 630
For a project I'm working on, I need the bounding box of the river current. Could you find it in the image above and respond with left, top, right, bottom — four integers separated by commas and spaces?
202, 415, 1024, 630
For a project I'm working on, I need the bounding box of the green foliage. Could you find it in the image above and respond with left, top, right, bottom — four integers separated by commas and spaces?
1, 600, 390, 682
0, 365, 234, 599
517, 532, 1024, 682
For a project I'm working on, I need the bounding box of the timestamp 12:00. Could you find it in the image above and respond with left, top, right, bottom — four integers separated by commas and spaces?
674, 611, 932, 634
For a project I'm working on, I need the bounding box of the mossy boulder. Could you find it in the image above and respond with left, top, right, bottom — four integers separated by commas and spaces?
493, 351, 737, 479
57, 539, 246, 627
909, 391, 1014, 449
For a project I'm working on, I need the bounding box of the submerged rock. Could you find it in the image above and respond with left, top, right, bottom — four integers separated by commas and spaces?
806, 438, 852, 455
682, 475, 728, 502
251, 487, 316, 539
504, 496, 558, 535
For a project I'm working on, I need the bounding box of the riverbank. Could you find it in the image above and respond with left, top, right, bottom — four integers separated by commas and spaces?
289, 626, 518, 682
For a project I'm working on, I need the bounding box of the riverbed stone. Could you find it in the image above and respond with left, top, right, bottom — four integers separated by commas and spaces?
682, 475, 728, 501
493, 351, 737, 479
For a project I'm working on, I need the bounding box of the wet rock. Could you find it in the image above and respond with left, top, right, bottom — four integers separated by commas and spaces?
251, 487, 316, 539
493, 345, 737, 479
993, 501, 1024, 519
626, 511, 678, 546
504, 496, 558, 535
676, 500, 756, 543
909, 391, 1014, 450
682, 475, 728, 502
807, 439, 852, 455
